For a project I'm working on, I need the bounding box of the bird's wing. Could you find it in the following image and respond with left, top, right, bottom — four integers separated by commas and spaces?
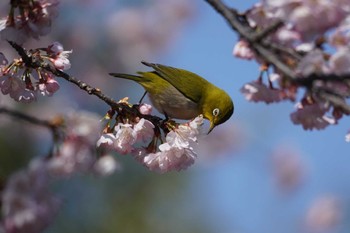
141, 61, 208, 103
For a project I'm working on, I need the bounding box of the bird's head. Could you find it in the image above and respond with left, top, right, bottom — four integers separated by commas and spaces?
202, 87, 234, 134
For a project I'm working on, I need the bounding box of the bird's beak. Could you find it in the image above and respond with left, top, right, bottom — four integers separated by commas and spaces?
207, 122, 215, 134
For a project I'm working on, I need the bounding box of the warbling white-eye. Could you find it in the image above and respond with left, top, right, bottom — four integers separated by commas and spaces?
109, 61, 234, 134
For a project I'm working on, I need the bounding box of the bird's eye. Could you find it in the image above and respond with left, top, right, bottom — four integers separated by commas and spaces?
213, 108, 220, 116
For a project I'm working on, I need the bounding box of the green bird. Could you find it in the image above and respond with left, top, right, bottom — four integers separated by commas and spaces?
110, 61, 234, 134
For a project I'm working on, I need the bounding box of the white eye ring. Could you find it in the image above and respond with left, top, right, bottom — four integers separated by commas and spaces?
213, 108, 220, 116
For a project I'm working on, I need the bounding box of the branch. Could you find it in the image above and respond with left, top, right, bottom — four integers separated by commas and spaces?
8, 41, 164, 126
250, 20, 284, 43
205, 0, 350, 115
293, 73, 350, 86
0, 106, 62, 138
204, 0, 296, 79
316, 91, 350, 115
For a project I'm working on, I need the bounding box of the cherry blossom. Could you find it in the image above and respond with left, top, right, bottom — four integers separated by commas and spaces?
143, 143, 196, 173
113, 123, 137, 154
296, 49, 329, 76
0, 0, 59, 43
93, 155, 119, 176
290, 101, 336, 130
139, 103, 153, 115
47, 111, 102, 177
1, 159, 61, 233
133, 118, 155, 142
329, 47, 350, 75
241, 81, 291, 104
271, 145, 305, 192
47, 42, 72, 71
233, 40, 255, 60
36, 75, 60, 96
0, 75, 37, 103
0, 42, 71, 102
142, 115, 203, 173
305, 195, 342, 232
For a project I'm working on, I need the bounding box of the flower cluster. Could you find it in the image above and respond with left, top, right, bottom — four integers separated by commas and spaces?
48, 110, 119, 177
235, 0, 350, 133
0, 42, 71, 103
0, 0, 59, 43
97, 117, 155, 155
141, 115, 203, 173
1, 159, 61, 233
1, 110, 119, 233
97, 102, 204, 173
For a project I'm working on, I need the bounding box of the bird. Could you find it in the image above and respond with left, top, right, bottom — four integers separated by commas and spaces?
109, 61, 234, 134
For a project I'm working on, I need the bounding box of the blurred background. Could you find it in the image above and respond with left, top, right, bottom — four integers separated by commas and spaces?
1, 0, 350, 233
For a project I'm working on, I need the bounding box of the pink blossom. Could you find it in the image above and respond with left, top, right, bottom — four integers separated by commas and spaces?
47, 111, 102, 176
246, 3, 275, 28
329, 27, 350, 48
233, 40, 255, 60
96, 133, 116, 148
47, 138, 95, 177
305, 195, 342, 232
113, 123, 137, 154
139, 103, 153, 115
295, 42, 314, 52
50, 52, 72, 71
1, 159, 61, 233
290, 101, 336, 130
263, 0, 347, 40
289, 1, 347, 40
296, 49, 329, 76
329, 47, 350, 75
274, 26, 301, 44
142, 115, 203, 173
133, 118, 154, 142
47, 42, 64, 55
0, 75, 37, 103
97, 118, 155, 154
0, 0, 59, 43
65, 110, 102, 144
47, 42, 72, 71
144, 143, 196, 173
37, 76, 60, 96
240, 81, 289, 104
93, 155, 119, 176
272, 145, 305, 192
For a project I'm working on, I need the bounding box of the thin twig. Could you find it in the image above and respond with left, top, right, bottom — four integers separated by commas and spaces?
316, 91, 350, 115
0, 106, 60, 133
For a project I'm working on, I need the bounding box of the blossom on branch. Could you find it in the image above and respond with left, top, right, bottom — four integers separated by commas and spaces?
290, 99, 336, 130
241, 77, 295, 104
0, 42, 72, 102
0, 0, 59, 43
97, 118, 155, 155
296, 49, 329, 76
1, 159, 61, 233
233, 40, 255, 60
47, 42, 72, 71
142, 115, 203, 173
47, 111, 105, 177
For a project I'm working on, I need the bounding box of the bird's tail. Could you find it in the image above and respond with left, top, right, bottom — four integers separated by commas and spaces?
109, 73, 142, 82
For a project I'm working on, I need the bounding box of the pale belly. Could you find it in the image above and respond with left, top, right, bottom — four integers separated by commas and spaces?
148, 86, 201, 120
